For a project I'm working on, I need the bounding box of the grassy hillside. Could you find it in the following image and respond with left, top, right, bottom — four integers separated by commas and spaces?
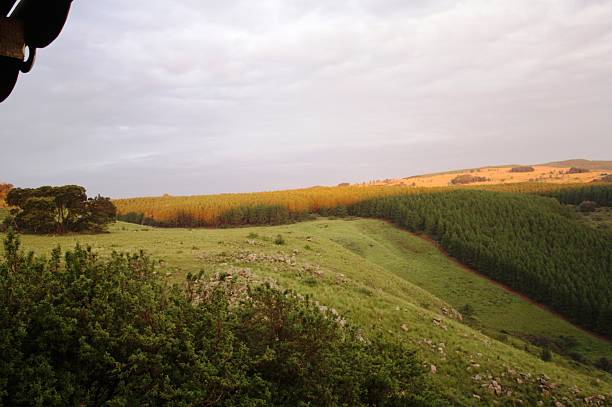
349, 190, 612, 337
3, 219, 610, 405
372, 164, 608, 188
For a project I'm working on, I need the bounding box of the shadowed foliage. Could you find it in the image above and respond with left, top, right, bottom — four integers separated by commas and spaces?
5, 185, 116, 234
0, 230, 440, 406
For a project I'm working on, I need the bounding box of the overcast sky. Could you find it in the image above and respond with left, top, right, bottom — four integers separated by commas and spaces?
1, 0, 611, 198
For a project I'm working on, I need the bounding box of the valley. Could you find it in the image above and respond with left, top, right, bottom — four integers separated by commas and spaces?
4, 217, 611, 405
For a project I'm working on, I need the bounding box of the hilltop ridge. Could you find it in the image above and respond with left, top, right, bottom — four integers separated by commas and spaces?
542, 159, 612, 171
362, 159, 611, 188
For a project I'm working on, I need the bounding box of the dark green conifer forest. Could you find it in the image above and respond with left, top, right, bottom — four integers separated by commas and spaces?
538, 185, 612, 207
348, 190, 612, 337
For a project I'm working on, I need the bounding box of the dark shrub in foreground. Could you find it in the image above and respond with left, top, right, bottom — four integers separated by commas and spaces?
540, 347, 552, 362
0, 230, 439, 406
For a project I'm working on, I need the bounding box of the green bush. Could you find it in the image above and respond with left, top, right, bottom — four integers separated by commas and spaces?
459, 304, 475, 319
540, 347, 552, 362
595, 357, 612, 373
578, 200, 597, 213
274, 234, 286, 245
0, 230, 438, 406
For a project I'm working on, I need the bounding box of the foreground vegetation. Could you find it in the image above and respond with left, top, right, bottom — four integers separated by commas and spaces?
3, 219, 611, 405
3, 178, 612, 404
0, 230, 438, 406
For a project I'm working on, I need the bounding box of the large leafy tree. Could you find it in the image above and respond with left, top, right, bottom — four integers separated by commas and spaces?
6, 185, 116, 234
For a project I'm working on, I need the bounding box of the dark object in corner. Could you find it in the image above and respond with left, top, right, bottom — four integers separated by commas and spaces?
0, 0, 73, 102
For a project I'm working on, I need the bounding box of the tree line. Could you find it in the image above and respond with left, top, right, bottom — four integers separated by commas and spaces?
537, 184, 612, 207
113, 185, 440, 227
347, 190, 612, 337
0, 231, 438, 406
3, 185, 116, 234
119, 204, 313, 228
114, 182, 611, 228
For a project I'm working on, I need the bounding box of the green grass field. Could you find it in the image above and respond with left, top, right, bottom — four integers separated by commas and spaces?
1, 218, 611, 405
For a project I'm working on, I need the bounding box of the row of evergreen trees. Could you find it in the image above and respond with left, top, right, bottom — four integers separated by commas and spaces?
538, 184, 612, 207
218, 204, 310, 226
347, 190, 612, 337
119, 205, 312, 227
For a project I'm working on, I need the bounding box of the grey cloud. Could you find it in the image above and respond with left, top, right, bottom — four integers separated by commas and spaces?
1, 0, 611, 197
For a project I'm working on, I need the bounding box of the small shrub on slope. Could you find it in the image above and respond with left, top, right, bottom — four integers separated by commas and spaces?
450, 174, 489, 185
510, 166, 535, 173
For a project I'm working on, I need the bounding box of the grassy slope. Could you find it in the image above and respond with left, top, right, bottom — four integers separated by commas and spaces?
2, 219, 611, 405
341, 220, 612, 359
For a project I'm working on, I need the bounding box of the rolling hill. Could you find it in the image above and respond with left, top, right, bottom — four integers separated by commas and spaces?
366, 159, 611, 188
3, 163, 612, 405
543, 159, 612, 171
4, 219, 611, 405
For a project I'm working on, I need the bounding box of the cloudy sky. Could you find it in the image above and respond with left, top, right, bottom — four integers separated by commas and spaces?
1, 0, 611, 198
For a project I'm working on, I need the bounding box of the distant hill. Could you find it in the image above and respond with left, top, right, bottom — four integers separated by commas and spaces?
362, 159, 611, 188
542, 159, 612, 171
